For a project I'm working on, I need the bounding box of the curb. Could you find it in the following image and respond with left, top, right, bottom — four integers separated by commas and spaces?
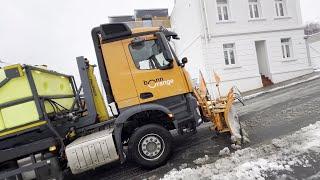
242, 75, 320, 100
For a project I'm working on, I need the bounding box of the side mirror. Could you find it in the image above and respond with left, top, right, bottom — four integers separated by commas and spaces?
182, 57, 188, 64
155, 32, 174, 63
181, 57, 188, 67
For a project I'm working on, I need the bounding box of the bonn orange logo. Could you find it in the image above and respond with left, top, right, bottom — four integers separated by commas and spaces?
144, 78, 174, 89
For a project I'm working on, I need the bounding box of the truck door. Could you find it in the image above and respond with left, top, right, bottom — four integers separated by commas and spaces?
123, 35, 190, 104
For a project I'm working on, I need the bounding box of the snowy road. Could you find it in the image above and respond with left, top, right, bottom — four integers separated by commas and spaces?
163, 121, 320, 180
76, 77, 320, 180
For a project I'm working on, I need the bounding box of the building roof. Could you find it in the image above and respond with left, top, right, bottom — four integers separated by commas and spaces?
108, 15, 134, 23
108, 8, 169, 23
134, 9, 168, 19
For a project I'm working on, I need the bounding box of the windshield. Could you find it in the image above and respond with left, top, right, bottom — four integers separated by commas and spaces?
129, 39, 171, 70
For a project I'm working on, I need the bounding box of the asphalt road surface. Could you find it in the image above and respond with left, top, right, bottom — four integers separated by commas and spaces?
74, 77, 320, 180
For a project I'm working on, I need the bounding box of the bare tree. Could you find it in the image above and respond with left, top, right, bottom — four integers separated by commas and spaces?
305, 22, 320, 35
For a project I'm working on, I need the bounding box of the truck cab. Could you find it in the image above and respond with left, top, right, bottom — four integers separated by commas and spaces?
91, 23, 201, 167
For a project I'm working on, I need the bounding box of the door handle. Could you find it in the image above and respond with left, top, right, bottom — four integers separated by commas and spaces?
140, 92, 153, 99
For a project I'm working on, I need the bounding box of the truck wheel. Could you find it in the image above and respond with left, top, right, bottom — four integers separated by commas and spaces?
128, 124, 172, 169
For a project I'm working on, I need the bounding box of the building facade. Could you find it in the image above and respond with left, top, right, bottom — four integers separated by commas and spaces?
109, 9, 171, 29
171, 0, 313, 96
306, 33, 320, 70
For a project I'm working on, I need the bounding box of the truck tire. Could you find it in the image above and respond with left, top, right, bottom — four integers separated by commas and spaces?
128, 124, 172, 169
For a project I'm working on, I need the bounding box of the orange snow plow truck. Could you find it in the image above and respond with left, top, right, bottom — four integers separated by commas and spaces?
0, 23, 248, 179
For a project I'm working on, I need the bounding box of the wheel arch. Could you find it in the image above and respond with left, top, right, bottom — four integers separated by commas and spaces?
113, 103, 174, 163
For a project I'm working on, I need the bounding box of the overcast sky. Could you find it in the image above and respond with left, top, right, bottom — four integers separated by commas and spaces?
0, 0, 319, 77
0, 0, 173, 76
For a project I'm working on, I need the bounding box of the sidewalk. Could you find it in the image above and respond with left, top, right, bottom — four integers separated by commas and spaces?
241, 71, 320, 100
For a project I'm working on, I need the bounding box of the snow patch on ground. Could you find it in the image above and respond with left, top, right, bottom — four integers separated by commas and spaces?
193, 155, 209, 165
231, 144, 242, 150
162, 121, 320, 180
219, 147, 230, 156
178, 163, 188, 170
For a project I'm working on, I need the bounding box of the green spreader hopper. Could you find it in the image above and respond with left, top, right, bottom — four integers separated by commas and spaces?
0, 64, 77, 137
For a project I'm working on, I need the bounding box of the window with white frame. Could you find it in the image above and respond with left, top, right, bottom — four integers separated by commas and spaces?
217, 0, 230, 21
281, 38, 292, 59
223, 43, 236, 65
249, 0, 261, 19
275, 0, 286, 17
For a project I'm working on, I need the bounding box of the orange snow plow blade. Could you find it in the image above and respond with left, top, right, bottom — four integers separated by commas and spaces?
194, 72, 249, 145
194, 87, 249, 144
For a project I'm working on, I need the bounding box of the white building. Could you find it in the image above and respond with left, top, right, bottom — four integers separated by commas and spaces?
306, 33, 320, 70
171, 0, 313, 96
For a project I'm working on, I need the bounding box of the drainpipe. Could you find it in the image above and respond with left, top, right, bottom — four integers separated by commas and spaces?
200, 0, 217, 99
200, 0, 210, 42
304, 35, 312, 67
